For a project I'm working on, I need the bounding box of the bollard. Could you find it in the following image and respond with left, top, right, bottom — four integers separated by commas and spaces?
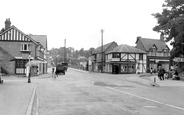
154, 76, 156, 83
0, 76, 3, 84
151, 76, 157, 86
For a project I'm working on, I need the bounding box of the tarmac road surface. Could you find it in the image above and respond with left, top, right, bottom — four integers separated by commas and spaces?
35, 68, 184, 115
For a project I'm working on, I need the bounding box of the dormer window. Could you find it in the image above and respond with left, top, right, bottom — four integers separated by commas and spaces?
163, 48, 168, 56
40, 48, 44, 52
150, 45, 157, 56
20, 43, 31, 51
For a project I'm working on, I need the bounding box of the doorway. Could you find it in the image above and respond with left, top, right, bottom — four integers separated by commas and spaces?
112, 64, 120, 74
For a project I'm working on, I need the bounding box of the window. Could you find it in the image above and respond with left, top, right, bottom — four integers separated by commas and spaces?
16, 59, 28, 68
163, 49, 168, 57
139, 54, 143, 60
20, 44, 31, 51
113, 53, 120, 58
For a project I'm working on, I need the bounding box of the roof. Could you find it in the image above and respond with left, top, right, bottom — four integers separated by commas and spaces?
107, 44, 146, 54
0, 25, 40, 45
30, 35, 47, 50
136, 37, 169, 51
92, 41, 116, 54
0, 46, 15, 61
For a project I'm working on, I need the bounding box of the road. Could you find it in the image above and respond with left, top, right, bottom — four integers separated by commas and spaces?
35, 68, 184, 115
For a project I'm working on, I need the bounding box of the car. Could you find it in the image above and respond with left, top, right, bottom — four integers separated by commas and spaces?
61, 62, 68, 71
55, 64, 66, 75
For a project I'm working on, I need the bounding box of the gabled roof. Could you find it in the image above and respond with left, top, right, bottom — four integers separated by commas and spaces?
29, 35, 47, 50
92, 41, 117, 54
0, 25, 40, 45
107, 44, 146, 54
136, 37, 169, 51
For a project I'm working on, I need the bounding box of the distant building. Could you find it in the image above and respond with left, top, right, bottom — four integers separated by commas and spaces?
135, 35, 170, 72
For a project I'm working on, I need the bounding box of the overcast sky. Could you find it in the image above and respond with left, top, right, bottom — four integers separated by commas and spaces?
0, 0, 166, 50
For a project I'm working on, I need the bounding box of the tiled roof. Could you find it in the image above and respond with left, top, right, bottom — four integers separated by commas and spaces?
137, 38, 169, 51
107, 44, 146, 54
92, 41, 116, 54
30, 35, 47, 50
0, 46, 15, 61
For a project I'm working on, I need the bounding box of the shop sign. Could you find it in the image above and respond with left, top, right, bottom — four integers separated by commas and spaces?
173, 57, 184, 62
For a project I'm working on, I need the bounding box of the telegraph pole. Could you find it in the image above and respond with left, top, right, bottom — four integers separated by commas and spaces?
64, 39, 66, 63
101, 29, 104, 73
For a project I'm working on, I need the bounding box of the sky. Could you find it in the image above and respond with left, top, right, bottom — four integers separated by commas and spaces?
0, 0, 166, 50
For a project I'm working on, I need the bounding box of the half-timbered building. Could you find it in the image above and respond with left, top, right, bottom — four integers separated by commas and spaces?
135, 36, 170, 72
105, 44, 147, 74
89, 41, 118, 72
0, 19, 46, 75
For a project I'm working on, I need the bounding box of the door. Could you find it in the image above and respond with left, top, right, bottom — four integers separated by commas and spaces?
112, 64, 120, 74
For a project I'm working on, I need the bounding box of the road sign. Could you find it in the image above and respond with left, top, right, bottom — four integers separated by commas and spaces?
173, 57, 184, 62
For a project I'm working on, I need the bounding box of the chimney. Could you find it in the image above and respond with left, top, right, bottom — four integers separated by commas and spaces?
160, 32, 164, 42
137, 36, 141, 39
5, 18, 11, 30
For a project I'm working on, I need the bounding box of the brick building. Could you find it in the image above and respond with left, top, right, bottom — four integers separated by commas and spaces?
0, 19, 47, 75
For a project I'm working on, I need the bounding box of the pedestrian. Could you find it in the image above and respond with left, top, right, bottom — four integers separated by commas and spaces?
150, 67, 153, 74
52, 67, 55, 77
172, 70, 179, 80
158, 66, 165, 80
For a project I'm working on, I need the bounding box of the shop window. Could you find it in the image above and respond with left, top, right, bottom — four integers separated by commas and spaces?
16, 59, 28, 68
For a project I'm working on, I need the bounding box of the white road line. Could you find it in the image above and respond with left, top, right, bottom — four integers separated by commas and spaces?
106, 87, 184, 111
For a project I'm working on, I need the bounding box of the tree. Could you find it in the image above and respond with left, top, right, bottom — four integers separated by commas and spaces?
152, 0, 184, 58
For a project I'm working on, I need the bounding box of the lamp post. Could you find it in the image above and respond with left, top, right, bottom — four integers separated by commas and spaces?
28, 54, 31, 83
101, 29, 104, 73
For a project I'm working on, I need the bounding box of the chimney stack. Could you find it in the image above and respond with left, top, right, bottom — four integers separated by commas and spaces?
5, 18, 11, 30
160, 32, 164, 42
137, 36, 141, 39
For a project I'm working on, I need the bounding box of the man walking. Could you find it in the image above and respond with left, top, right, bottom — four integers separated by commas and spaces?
158, 66, 165, 80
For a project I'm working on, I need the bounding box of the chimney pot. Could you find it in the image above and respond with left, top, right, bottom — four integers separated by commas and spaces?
5, 18, 11, 30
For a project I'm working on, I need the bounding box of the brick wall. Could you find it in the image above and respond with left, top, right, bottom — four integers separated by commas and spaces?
0, 41, 36, 58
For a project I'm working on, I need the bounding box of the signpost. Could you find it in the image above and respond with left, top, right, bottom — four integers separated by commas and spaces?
173, 57, 184, 62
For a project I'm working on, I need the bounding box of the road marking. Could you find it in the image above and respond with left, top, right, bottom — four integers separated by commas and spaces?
143, 106, 157, 108
106, 87, 184, 111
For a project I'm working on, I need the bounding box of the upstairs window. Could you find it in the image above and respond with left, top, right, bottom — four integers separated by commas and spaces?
139, 54, 143, 60
20, 44, 31, 51
163, 49, 168, 57
113, 53, 120, 58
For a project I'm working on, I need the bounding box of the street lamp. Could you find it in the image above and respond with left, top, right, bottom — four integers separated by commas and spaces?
28, 54, 31, 83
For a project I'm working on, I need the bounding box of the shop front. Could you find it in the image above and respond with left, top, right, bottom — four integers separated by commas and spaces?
110, 62, 136, 74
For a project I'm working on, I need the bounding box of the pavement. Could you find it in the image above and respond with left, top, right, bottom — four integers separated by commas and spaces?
126, 75, 184, 87
0, 69, 184, 115
0, 74, 51, 115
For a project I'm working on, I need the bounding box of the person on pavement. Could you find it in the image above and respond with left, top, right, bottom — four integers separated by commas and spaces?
52, 67, 55, 77
150, 67, 153, 74
158, 66, 165, 81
